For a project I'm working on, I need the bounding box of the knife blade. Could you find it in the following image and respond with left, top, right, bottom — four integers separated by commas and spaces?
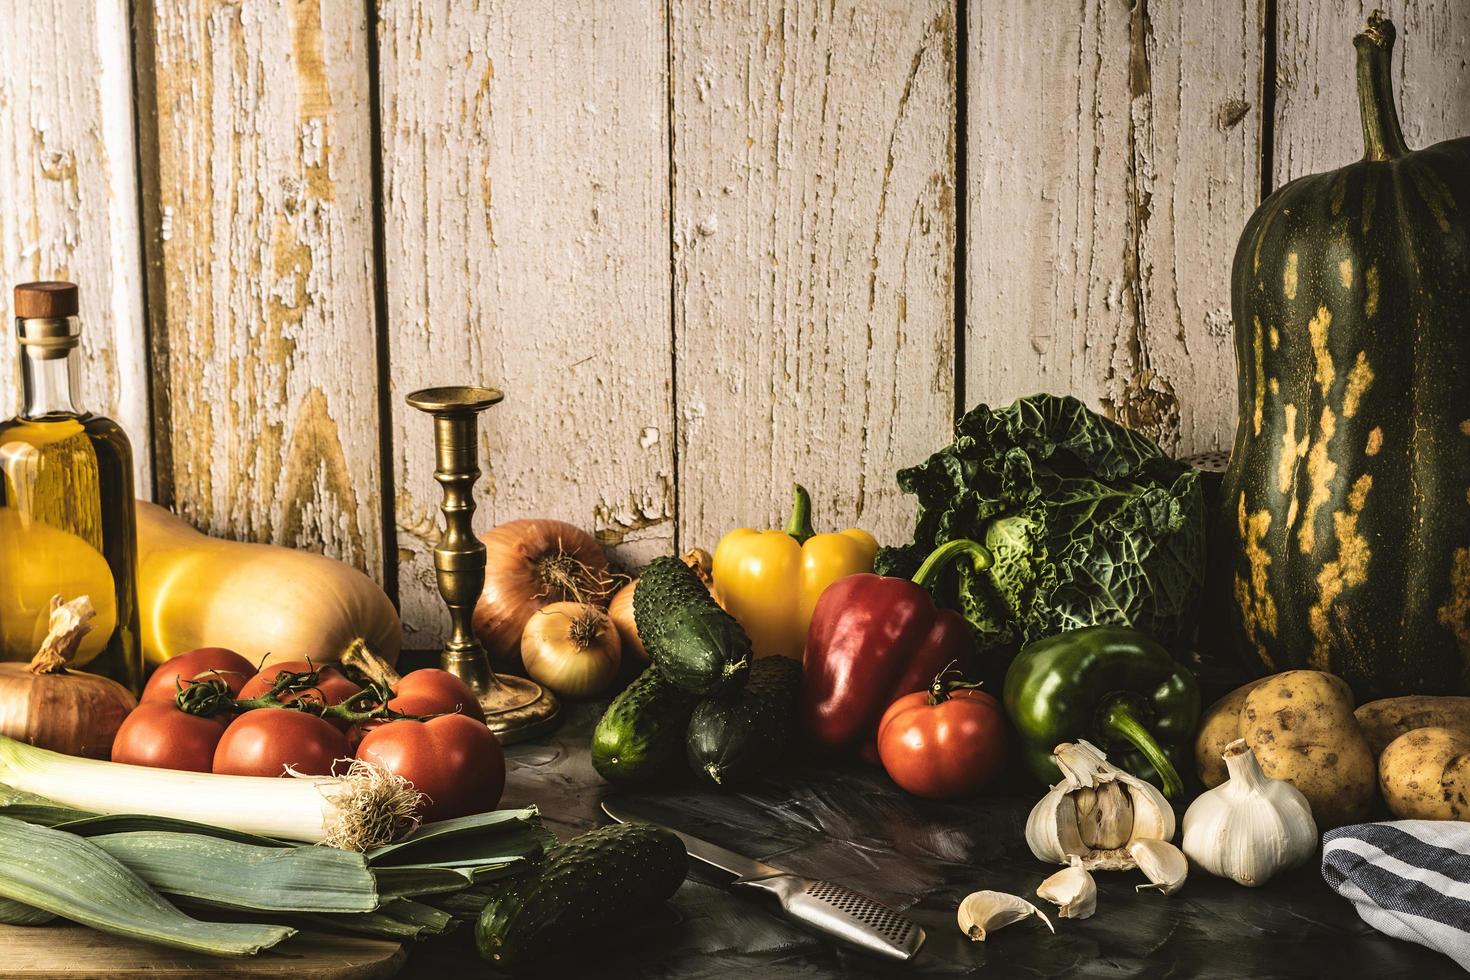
601, 798, 785, 879
601, 798, 925, 962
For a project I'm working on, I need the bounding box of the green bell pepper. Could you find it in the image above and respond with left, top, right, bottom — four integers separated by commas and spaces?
1002, 625, 1199, 798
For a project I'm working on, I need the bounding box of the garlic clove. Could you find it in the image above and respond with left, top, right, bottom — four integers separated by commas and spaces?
1075, 782, 1134, 850
1036, 859, 1097, 919
1130, 838, 1188, 895
1025, 784, 1087, 864
957, 890, 1055, 942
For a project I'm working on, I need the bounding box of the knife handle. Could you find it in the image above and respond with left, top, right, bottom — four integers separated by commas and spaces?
734, 875, 925, 962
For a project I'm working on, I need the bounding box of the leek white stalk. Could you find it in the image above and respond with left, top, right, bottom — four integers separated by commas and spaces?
0, 736, 420, 851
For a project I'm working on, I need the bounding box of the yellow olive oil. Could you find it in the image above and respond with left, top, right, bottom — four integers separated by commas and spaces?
0, 282, 141, 693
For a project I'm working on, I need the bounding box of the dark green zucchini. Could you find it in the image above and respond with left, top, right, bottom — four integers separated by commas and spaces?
634, 555, 751, 695
591, 667, 698, 785
475, 823, 686, 973
686, 657, 801, 788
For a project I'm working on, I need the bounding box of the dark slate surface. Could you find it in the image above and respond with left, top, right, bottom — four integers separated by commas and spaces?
403, 701, 1457, 979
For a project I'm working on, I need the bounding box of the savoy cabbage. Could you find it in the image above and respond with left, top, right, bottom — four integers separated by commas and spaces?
878, 394, 1205, 656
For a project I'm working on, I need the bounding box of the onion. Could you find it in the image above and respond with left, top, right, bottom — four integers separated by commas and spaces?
0, 595, 137, 759
608, 549, 717, 666
607, 580, 645, 664
520, 602, 621, 699
472, 519, 613, 669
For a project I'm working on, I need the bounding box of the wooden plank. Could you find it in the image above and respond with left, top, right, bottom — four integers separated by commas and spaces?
378, 0, 672, 644
0, 0, 149, 487
0, 923, 403, 978
136, 0, 383, 573
965, 0, 1265, 456
671, 0, 957, 551
1275, 0, 1470, 185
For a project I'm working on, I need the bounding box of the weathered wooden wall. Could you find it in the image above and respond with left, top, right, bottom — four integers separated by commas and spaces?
1, 0, 1467, 647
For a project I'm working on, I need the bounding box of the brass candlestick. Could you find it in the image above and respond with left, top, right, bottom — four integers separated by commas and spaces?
406, 385, 560, 744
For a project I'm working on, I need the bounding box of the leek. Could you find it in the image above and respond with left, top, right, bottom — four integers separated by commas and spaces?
0, 896, 55, 925
303, 898, 456, 940
0, 736, 419, 850
89, 831, 381, 914
0, 815, 293, 956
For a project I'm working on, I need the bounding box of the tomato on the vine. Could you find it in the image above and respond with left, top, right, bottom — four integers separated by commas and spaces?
238, 661, 362, 729
141, 647, 256, 704
212, 709, 349, 777
112, 702, 228, 773
388, 669, 486, 723
877, 673, 1007, 800
356, 715, 504, 822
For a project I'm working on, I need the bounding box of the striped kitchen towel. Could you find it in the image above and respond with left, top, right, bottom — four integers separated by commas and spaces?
1323, 820, 1470, 972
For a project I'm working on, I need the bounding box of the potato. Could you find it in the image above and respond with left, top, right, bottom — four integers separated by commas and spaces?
1239, 670, 1376, 829
1379, 727, 1470, 820
1356, 697, 1470, 756
1194, 679, 1267, 788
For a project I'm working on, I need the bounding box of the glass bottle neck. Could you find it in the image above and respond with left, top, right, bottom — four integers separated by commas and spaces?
19, 344, 84, 419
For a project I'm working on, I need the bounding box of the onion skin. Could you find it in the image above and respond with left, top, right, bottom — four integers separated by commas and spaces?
607, 581, 646, 664
521, 602, 622, 699
472, 519, 611, 669
0, 662, 136, 759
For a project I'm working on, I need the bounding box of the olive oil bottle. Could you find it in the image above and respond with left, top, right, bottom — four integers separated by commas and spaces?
0, 282, 141, 692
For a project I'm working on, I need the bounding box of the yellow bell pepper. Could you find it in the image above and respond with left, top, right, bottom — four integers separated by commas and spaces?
712, 485, 877, 660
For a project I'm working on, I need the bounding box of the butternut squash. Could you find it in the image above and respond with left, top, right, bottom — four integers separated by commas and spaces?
0, 508, 116, 666
136, 502, 400, 669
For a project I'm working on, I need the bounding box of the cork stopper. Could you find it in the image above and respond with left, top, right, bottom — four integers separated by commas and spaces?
15, 282, 79, 319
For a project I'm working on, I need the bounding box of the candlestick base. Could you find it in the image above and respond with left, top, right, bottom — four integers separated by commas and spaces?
479, 674, 562, 745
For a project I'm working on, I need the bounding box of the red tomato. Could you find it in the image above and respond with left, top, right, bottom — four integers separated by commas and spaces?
141, 647, 256, 704
111, 702, 228, 772
389, 669, 486, 723
350, 670, 487, 748
238, 661, 362, 728
877, 686, 1007, 800
213, 709, 349, 777
356, 715, 505, 822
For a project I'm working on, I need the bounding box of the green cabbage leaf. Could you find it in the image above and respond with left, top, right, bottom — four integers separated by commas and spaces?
878, 394, 1205, 656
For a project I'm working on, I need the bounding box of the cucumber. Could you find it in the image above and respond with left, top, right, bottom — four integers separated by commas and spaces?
686, 657, 802, 788
475, 823, 686, 972
591, 667, 698, 785
634, 555, 751, 695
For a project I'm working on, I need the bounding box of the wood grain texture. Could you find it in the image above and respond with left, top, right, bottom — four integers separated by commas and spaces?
0, 923, 403, 978
378, 0, 672, 644
137, 0, 382, 574
0, 0, 149, 487
672, 0, 956, 552
965, 0, 1264, 457
1275, 0, 1470, 185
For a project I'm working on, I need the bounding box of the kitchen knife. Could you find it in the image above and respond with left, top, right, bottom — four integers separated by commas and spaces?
602, 798, 925, 962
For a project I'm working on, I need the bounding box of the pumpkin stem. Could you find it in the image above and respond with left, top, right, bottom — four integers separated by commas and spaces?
1354, 12, 1410, 161
339, 638, 403, 689
28, 595, 94, 675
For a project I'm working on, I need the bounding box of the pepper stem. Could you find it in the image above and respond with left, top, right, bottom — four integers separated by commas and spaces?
785, 483, 816, 544
1098, 697, 1184, 799
911, 539, 993, 588
1354, 12, 1409, 161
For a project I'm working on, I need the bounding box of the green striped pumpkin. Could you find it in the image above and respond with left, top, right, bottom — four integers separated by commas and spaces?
1220, 14, 1470, 699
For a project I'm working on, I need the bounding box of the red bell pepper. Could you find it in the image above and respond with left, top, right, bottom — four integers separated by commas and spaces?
801, 539, 993, 761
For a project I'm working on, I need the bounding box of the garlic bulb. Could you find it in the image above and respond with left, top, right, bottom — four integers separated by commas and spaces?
957, 891, 1053, 942
1181, 738, 1317, 887
1036, 857, 1096, 919
1130, 838, 1187, 895
1026, 740, 1176, 871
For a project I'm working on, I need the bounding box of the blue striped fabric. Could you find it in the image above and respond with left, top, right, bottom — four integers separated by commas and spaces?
1323, 820, 1470, 973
